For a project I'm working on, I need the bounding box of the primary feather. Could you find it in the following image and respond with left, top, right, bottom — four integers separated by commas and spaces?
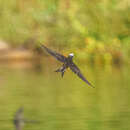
41, 45, 67, 63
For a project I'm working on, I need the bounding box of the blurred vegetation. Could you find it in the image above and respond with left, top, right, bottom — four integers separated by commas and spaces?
0, 0, 130, 66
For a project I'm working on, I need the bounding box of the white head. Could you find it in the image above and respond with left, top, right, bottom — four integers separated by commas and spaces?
69, 53, 74, 57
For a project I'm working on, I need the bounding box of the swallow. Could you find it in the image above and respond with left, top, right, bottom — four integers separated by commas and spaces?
14, 107, 39, 130
14, 107, 24, 130
41, 44, 94, 88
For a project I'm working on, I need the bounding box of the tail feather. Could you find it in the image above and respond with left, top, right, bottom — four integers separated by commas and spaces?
61, 71, 65, 78
55, 68, 65, 78
54, 64, 67, 77
55, 69, 61, 72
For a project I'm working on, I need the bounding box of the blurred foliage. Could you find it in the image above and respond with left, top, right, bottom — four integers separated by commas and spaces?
0, 0, 130, 66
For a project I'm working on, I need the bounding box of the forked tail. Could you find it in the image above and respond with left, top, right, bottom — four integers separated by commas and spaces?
55, 66, 66, 78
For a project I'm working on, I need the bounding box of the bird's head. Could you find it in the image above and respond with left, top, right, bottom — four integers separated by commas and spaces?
68, 53, 74, 58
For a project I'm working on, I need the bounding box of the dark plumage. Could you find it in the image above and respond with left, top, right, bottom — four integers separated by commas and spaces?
14, 107, 39, 130
41, 44, 94, 88
14, 107, 24, 130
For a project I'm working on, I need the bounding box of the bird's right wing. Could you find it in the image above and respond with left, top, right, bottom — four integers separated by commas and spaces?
70, 62, 94, 88
41, 44, 67, 63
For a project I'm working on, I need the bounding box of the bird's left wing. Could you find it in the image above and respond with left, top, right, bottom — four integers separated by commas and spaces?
70, 62, 94, 88
41, 44, 67, 63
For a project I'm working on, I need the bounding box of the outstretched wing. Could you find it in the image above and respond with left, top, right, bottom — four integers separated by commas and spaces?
41, 44, 67, 63
69, 62, 94, 88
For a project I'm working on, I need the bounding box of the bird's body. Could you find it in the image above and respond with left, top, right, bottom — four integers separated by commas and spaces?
55, 54, 74, 77
41, 44, 94, 88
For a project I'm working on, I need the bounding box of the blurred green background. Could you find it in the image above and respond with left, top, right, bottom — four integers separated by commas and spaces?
0, 0, 130, 130
0, 0, 130, 65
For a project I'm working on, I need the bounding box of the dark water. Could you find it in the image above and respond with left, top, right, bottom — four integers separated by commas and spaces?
0, 64, 130, 130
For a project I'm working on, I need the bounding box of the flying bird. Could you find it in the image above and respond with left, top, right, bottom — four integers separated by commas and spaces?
41, 44, 94, 88
14, 107, 39, 130
14, 107, 24, 130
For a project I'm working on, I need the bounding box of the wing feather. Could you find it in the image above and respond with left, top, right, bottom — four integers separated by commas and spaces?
41, 45, 67, 63
70, 62, 94, 88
